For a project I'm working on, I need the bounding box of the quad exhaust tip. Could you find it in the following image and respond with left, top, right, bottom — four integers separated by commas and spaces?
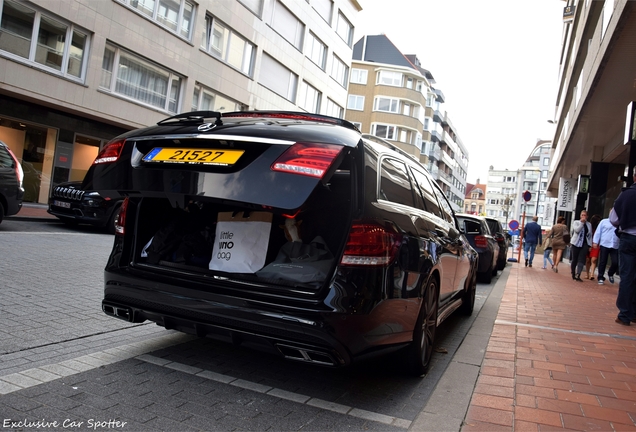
275, 344, 337, 366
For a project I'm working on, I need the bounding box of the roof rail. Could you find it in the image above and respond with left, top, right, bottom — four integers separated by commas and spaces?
360, 134, 422, 165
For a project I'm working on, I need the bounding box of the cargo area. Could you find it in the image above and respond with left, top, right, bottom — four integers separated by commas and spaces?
129, 169, 354, 290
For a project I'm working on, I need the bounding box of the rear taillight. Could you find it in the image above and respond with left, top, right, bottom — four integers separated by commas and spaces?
114, 197, 129, 236
93, 138, 125, 164
475, 235, 488, 249
5, 146, 23, 187
340, 222, 401, 266
271, 143, 343, 178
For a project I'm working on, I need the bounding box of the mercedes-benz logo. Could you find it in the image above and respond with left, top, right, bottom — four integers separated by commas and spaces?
198, 123, 216, 131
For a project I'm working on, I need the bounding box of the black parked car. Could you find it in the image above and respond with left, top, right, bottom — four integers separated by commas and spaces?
0, 140, 24, 223
48, 176, 124, 234
97, 111, 478, 375
455, 213, 500, 283
485, 217, 508, 270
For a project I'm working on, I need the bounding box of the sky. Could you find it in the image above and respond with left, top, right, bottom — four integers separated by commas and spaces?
354, 0, 565, 185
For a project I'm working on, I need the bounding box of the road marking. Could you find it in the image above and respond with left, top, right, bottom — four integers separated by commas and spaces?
495, 319, 636, 341
0, 232, 95, 235
136, 354, 412, 429
1, 339, 413, 429
0, 333, 195, 395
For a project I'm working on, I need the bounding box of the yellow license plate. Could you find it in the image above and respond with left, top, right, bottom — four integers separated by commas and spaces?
143, 148, 244, 166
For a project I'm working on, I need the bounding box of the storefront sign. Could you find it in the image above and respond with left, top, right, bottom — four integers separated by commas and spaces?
557, 177, 576, 212
563, 5, 576, 22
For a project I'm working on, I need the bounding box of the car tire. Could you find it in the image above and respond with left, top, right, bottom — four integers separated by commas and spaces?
492, 262, 498, 276
460, 270, 477, 315
479, 267, 492, 284
497, 258, 506, 271
407, 276, 439, 376
0, 202, 5, 224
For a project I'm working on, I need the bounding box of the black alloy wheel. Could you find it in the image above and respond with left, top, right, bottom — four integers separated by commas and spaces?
407, 276, 439, 376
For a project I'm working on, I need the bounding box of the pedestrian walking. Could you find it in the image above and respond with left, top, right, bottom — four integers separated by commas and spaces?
523, 216, 542, 267
570, 210, 593, 282
611, 165, 636, 326
594, 216, 620, 285
548, 216, 569, 273
542, 235, 554, 269
585, 214, 602, 280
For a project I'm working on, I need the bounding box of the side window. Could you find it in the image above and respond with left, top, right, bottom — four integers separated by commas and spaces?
430, 182, 455, 224
379, 158, 415, 207
411, 168, 442, 218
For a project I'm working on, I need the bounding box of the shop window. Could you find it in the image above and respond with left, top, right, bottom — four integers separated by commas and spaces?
202, 15, 254, 76
117, 0, 194, 39
0, 0, 89, 81
100, 43, 182, 113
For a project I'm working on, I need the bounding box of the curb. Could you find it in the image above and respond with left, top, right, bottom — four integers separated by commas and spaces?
409, 265, 510, 431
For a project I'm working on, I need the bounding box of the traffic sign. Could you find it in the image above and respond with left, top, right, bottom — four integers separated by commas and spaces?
522, 190, 532, 202
509, 220, 519, 230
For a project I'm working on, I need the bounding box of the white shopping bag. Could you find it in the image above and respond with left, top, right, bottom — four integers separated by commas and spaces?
209, 211, 272, 273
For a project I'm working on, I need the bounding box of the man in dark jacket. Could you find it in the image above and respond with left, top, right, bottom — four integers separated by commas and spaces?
611, 165, 636, 326
523, 216, 542, 267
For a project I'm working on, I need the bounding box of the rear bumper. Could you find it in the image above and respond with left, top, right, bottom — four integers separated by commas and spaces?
102, 267, 414, 367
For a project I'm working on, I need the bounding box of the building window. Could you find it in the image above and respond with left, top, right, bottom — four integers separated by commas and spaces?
350, 68, 368, 84
403, 104, 411, 116
374, 97, 399, 113
270, 0, 304, 50
0, 0, 90, 81
416, 80, 423, 92
298, 81, 321, 113
347, 95, 364, 111
325, 98, 343, 118
100, 43, 182, 112
259, 52, 297, 102
202, 16, 254, 76
335, 10, 353, 46
192, 83, 245, 112
238, 0, 263, 16
377, 70, 402, 87
426, 94, 435, 107
312, 0, 333, 24
118, 0, 194, 39
406, 77, 413, 89
305, 31, 326, 70
372, 123, 396, 140
330, 54, 348, 87
543, 157, 550, 166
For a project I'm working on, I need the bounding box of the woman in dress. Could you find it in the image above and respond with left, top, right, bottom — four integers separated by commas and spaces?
548, 216, 569, 273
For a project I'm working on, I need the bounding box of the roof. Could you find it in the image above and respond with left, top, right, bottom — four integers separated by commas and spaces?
352, 35, 417, 69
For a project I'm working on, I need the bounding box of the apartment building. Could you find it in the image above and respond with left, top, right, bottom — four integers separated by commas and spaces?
485, 168, 519, 228
0, 0, 361, 204
548, 0, 636, 221
345, 34, 468, 212
485, 140, 557, 232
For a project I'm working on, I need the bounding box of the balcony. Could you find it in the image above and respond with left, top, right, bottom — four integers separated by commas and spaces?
428, 144, 441, 160
433, 110, 444, 123
431, 130, 442, 143
438, 170, 453, 186
441, 150, 455, 168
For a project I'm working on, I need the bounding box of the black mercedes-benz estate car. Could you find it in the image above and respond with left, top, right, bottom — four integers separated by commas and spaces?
97, 111, 478, 375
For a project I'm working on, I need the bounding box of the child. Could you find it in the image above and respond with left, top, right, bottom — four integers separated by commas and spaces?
542, 237, 554, 269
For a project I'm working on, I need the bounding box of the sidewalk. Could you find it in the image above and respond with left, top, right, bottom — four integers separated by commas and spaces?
462, 261, 636, 431
7, 202, 57, 221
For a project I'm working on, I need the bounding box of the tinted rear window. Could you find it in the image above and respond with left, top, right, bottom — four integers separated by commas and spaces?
458, 218, 483, 235
379, 157, 415, 207
486, 220, 500, 235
